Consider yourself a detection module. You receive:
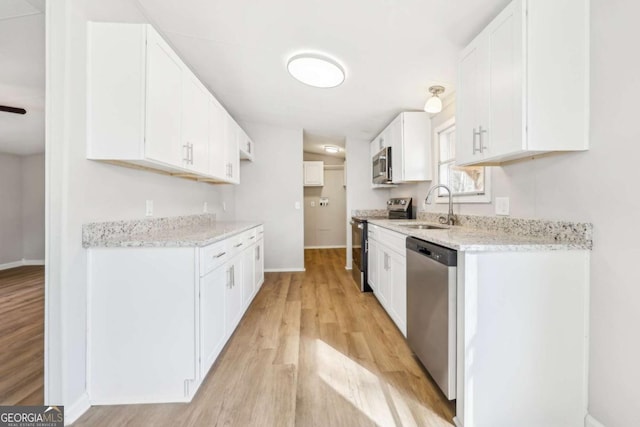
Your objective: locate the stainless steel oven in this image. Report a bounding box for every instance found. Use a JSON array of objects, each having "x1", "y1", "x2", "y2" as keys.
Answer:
[{"x1": 372, "y1": 146, "x2": 392, "y2": 184}]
